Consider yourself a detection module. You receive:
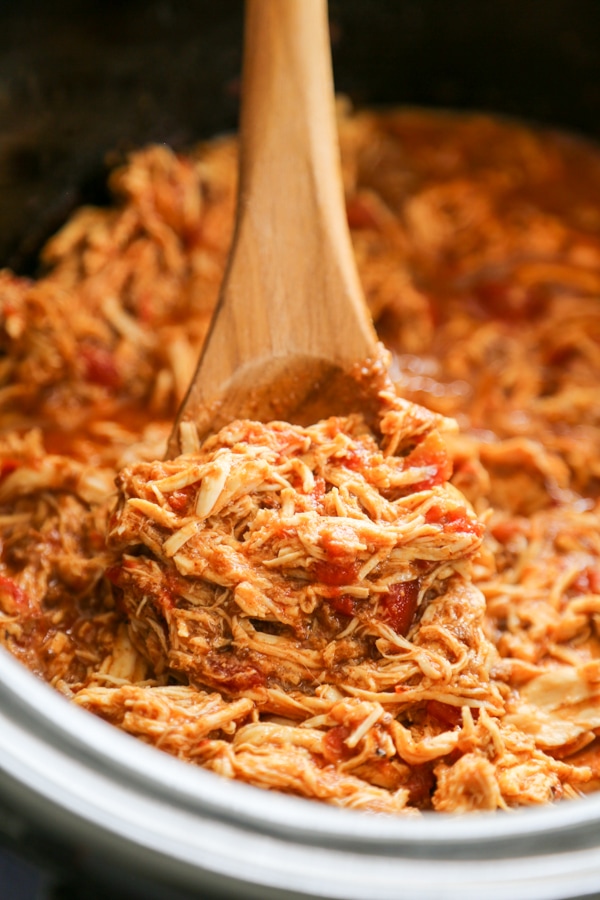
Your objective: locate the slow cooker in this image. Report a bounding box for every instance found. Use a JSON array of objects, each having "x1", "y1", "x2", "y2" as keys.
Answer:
[{"x1": 1, "y1": 1, "x2": 600, "y2": 897}]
